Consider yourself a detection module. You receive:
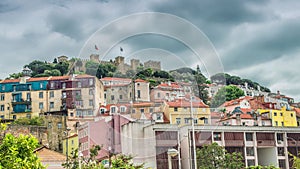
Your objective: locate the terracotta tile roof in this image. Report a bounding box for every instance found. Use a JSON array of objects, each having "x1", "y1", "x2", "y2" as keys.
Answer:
[
  {"x1": 100, "y1": 77, "x2": 132, "y2": 82},
  {"x1": 27, "y1": 77, "x2": 51, "y2": 82},
  {"x1": 49, "y1": 76, "x2": 70, "y2": 80},
  {"x1": 239, "y1": 108, "x2": 253, "y2": 114},
  {"x1": 166, "y1": 99, "x2": 208, "y2": 108},
  {"x1": 1, "y1": 79, "x2": 20, "y2": 83},
  {"x1": 75, "y1": 74, "x2": 94, "y2": 79},
  {"x1": 157, "y1": 82, "x2": 181, "y2": 89},
  {"x1": 224, "y1": 96, "x2": 253, "y2": 107},
  {"x1": 133, "y1": 102, "x2": 153, "y2": 107},
  {"x1": 135, "y1": 79, "x2": 147, "y2": 83},
  {"x1": 240, "y1": 114, "x2": 253, "y2": 119},
  {"x1": 294, "y1": 108, "x2": 300, "y2": 117},
  {"x1": 35, "y1": 146, "x2": 66, "y2": 162}
]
